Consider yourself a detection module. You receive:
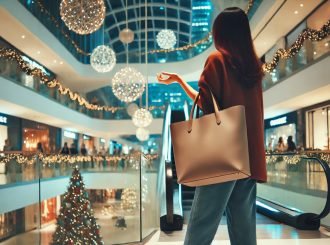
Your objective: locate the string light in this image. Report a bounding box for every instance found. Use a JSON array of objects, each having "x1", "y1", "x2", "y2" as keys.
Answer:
[
  {"x1": 60, "y1": 0, "x2": 106, "y2": 35},
  {"x1": 132, "y1": 108, "x2": 153, "y2": 128},
  {"x1": 0, "y1": 153, "x2": 159, "y2": 167},
  {"x1": 263, "y1": 20, "x2": 330, "y2": 73},
  {"x1": 34, "y1": 0, "x2": 255, "y2": 56},
  {"x1": 0, "y1": 48, "x2": 165, "y2": 113}
]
